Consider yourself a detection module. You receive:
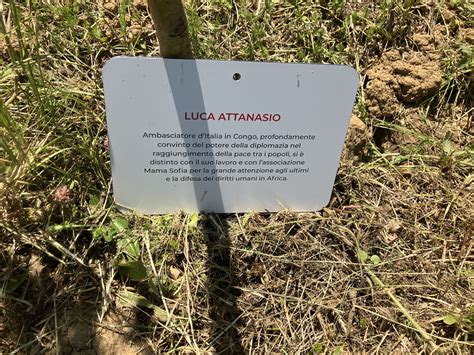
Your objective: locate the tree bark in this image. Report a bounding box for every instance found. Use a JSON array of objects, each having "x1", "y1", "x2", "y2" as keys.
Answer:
[{"x1": 147, "y1": 0, "x2": 193, "y2": 59}]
